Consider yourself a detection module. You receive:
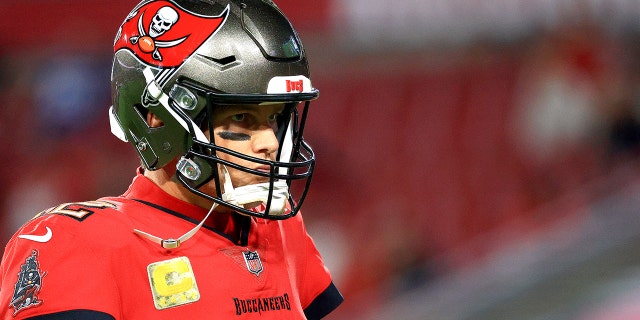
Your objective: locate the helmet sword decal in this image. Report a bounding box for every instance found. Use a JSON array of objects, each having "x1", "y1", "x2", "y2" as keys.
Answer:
[{"x1": 114, "y1": 0, "x2": 229, "y2": 68}]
